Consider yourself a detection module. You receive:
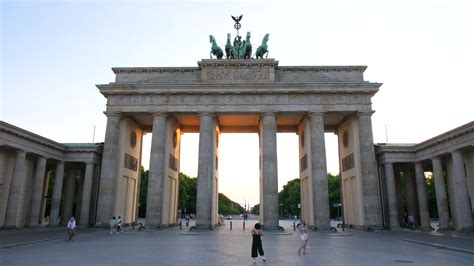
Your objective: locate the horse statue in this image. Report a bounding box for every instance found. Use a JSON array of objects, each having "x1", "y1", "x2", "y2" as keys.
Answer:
[
  {"x1": 244, "y1": 31, "x2": 252, "y2": 59},
  {"x1": 225, "y1": 33, "x2": 234, "y2": 59},
  {"x1": 255, "y1": 33, "x2": 269, "y2": 59},
  {"x1": 209, "y1": 35, "x2": 223, "y2": 59}
]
